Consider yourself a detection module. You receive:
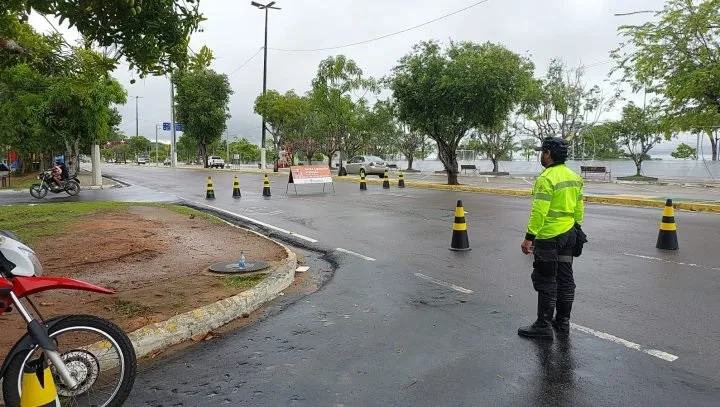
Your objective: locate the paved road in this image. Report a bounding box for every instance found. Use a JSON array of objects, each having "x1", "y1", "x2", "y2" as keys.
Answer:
[{"x1": 6, "y1": 165, "x2": 720, "y2": 406}]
